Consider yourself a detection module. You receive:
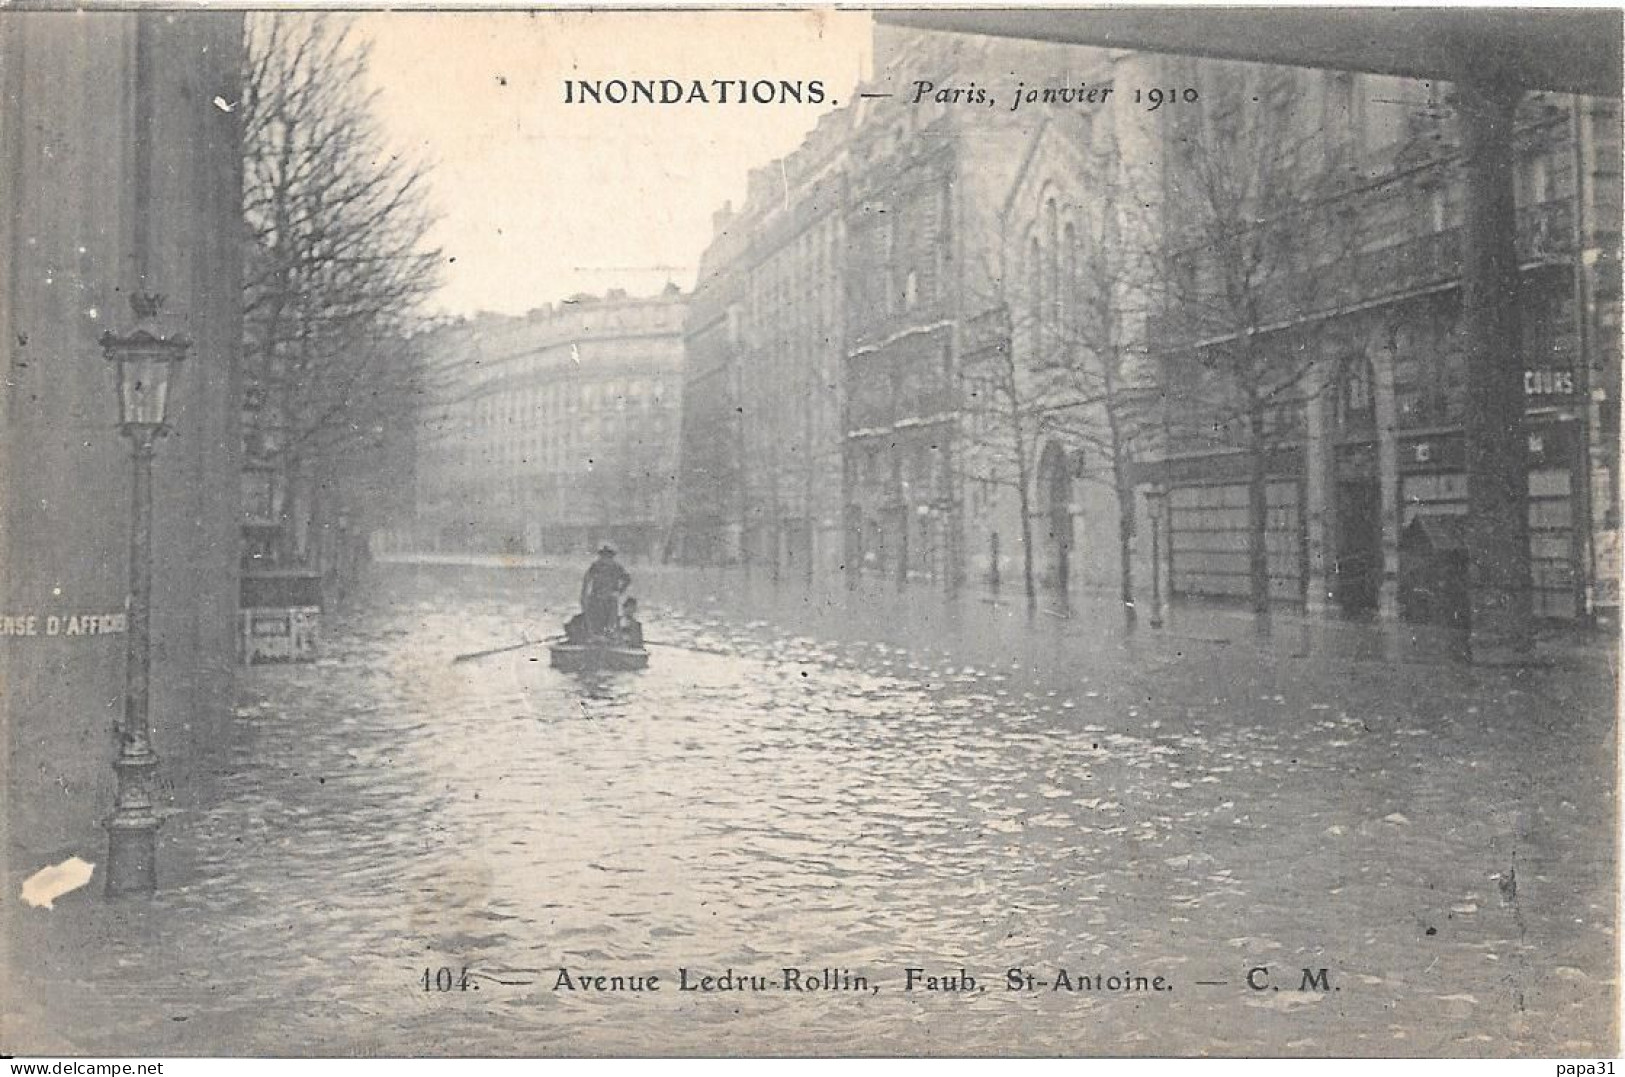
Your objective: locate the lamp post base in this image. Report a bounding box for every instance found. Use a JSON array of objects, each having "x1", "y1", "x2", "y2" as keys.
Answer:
[
  {"x1": 105, "y1": 816, "x2": 159, "y2": 896},
  {"x1": 106, "y1": 745, "x2": 162, "y2": 897}
]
